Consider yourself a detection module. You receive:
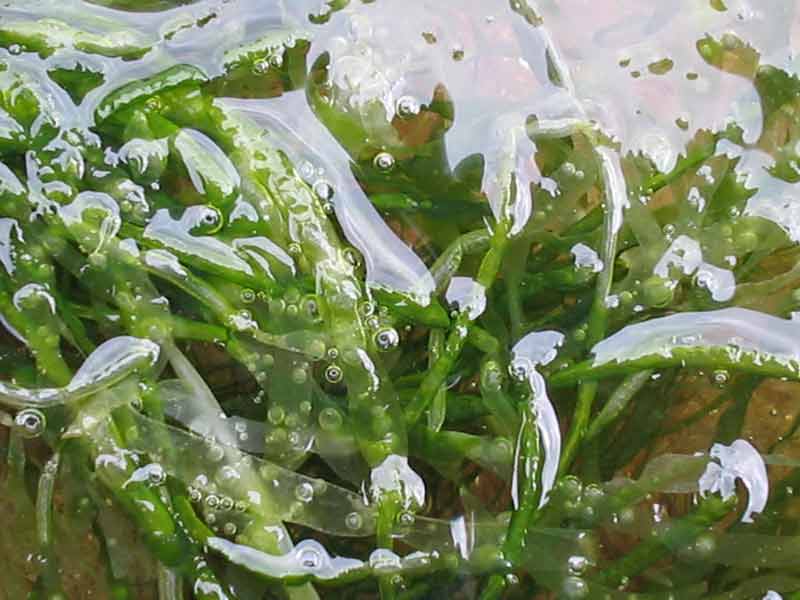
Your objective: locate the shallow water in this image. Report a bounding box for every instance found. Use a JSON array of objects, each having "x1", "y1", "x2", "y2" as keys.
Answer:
[{"x1": 1, "y1": 1, "x2": 800, "y2": 599}]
